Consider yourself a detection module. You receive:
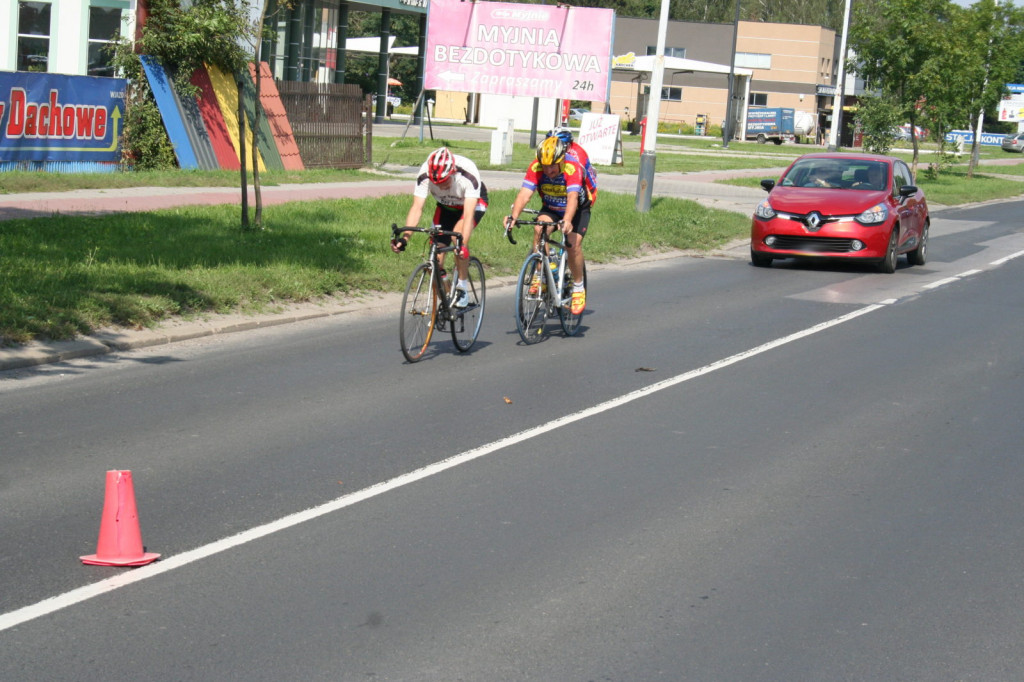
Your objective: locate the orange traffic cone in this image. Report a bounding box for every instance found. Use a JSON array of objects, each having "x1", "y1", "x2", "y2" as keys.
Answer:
[{"x1": 80, "y1": 470, "x2": 160, "y2": 567}]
